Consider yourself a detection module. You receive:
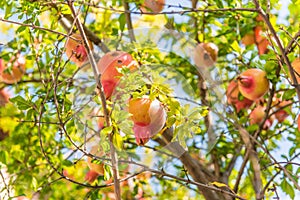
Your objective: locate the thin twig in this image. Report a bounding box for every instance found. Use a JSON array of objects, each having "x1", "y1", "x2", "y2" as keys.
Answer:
[
  {"x1": 0, "y1": 168, "x2": 10, "y2": 199},
  {"x1": 252, "y1": 0, "x2": 300, "y2": 101},
  {"x1": 62, "y1": 14, "x2": 110, "y2": 53},
  {"x1": 0, "y1": 17, "x2": 68, "y2": 38},
  {"x1": 59, "y1": 1, "x2": 258, "y2": 15},
  {"x1": 147, "y1": 168, "x2": 246, "y2": 200},
  {"x1": 192, "y1": 0, "x2": 200, "y2": 43},
  {"x1": 233, "y1": 148, "x2": 250, "y2": 193},
  {"x1": 67, "y1": 2, "x2": 121, "y2": 200},
  {"x1": 283, "y1": 29, "x2": 300, "y2": 54},
  {"x1": 250, "y1": 133, "x2": 300, "y2": 191}
]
